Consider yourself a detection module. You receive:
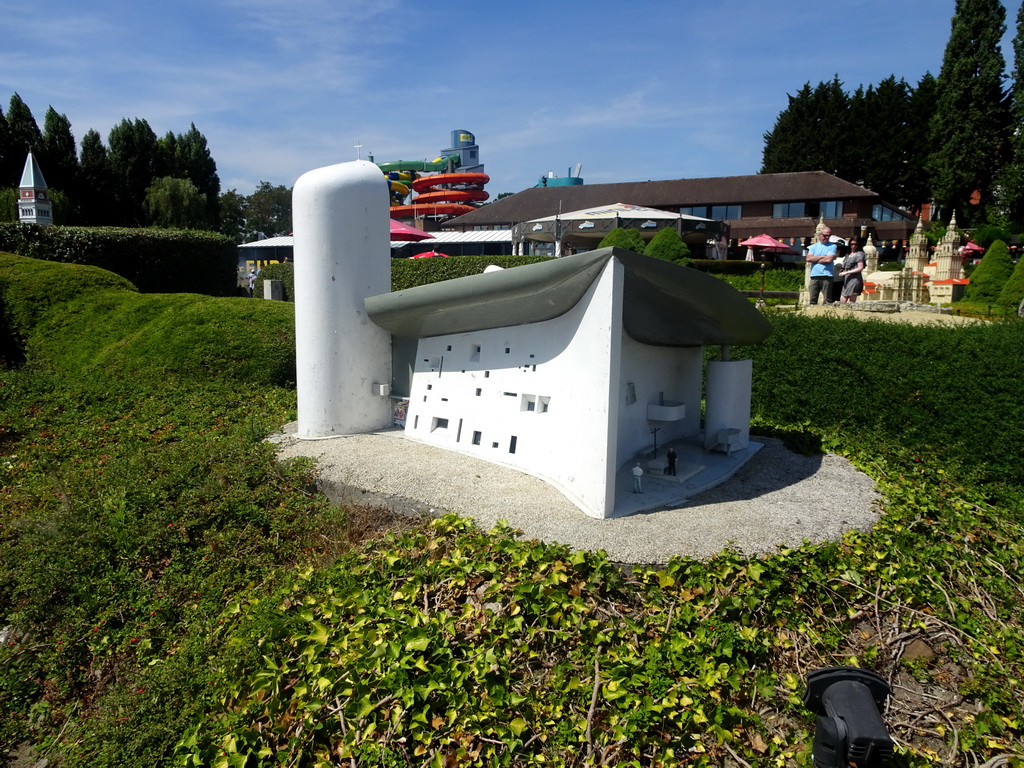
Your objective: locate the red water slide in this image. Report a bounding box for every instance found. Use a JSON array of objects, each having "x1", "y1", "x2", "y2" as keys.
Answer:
[{"x1": 390, "y1": 172, "x2": 490, "y2": 218}]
